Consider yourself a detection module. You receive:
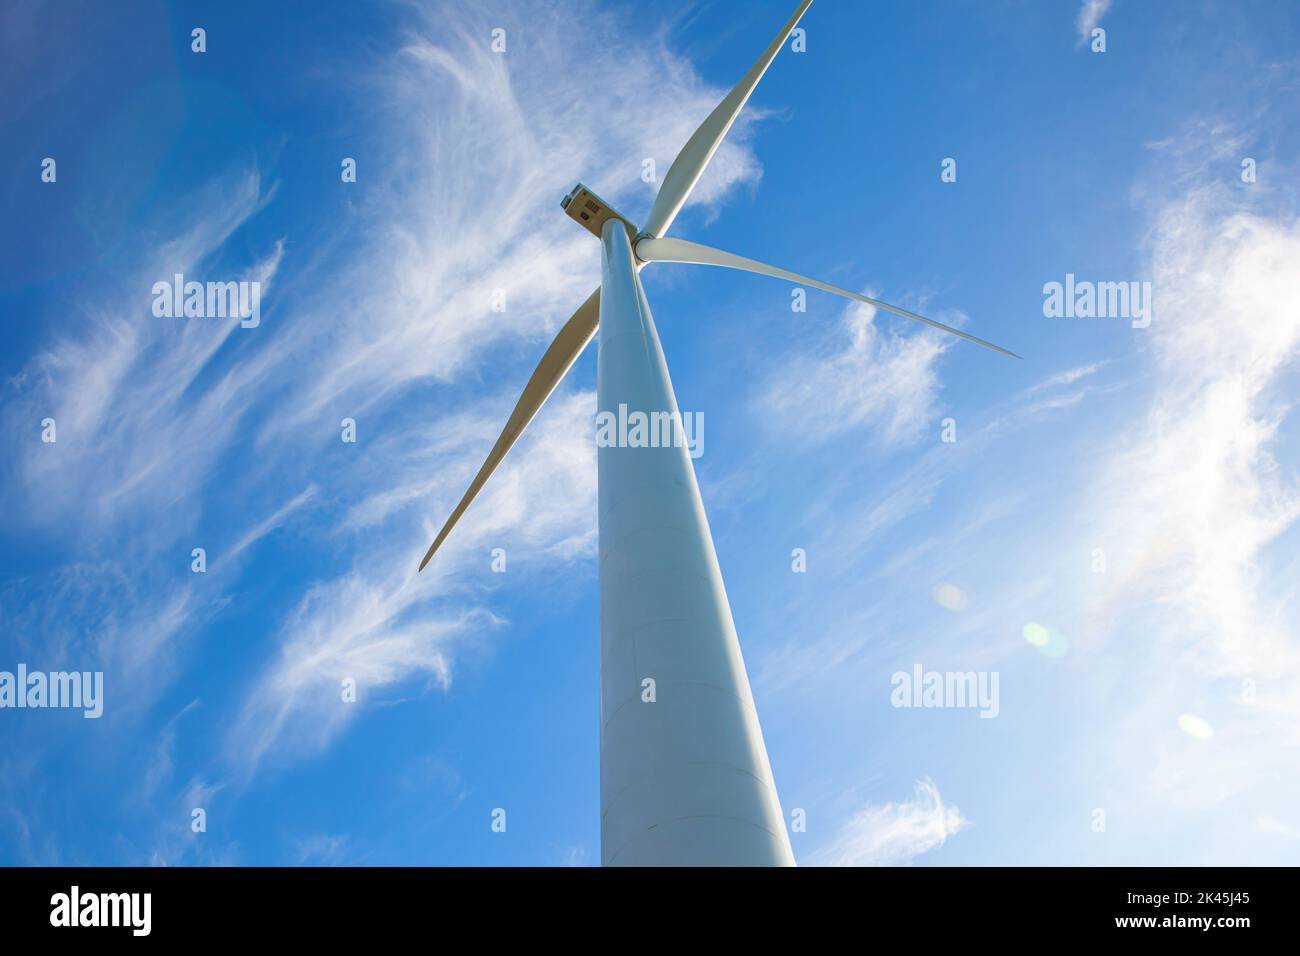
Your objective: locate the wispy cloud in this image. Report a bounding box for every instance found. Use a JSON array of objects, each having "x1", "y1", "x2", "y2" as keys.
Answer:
[
  {"x1": 228, "y1": 391, "x2": 598, "y2": 774},
  {"x1": 295, "y1": 834, "x2": 351, "y2": 866},
  {"x1": 227, "y1": 485, "x2": 317, "y2": 562},
  {"x1": 755, "y1": 300, "x2": 951, "y2": 447},
  {"x1": 1076, "y1": 0, "x2": 1113, "y2": 42},
  {"x1": 1023, "y1": 360, "x2": 1107, "y2": 396},
  {"x1": 7, "y1": 170, "x2": 281, "y2": 540},
  {"x1": 807, "y1": 779, "x2": 968, "y2": 866},
  {"x1": 1088, "y1": 133, "x2": 1300, "y2": 691}
]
